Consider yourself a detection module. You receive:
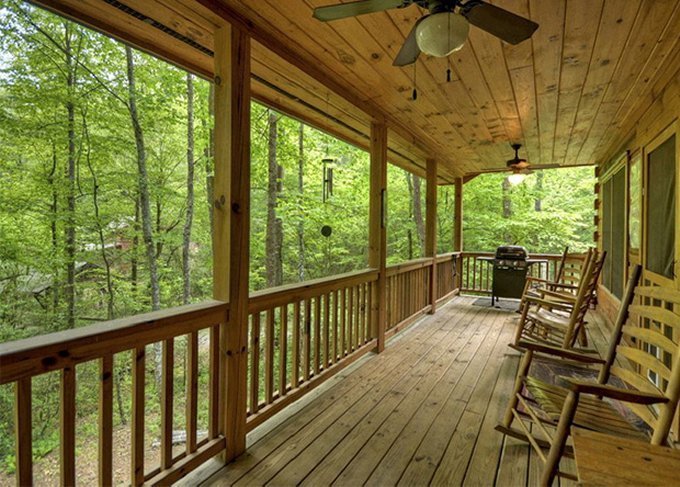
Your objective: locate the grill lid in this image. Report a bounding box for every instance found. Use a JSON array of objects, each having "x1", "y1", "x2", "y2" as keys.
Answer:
[{"x1": 495, "y1": 245, "x2": 528, "y2": 260}]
